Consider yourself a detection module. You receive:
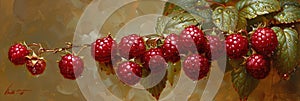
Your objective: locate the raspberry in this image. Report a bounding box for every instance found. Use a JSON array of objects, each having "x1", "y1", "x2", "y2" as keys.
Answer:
[
  {"x1": 205, "y1": 35, "x2": 225, "y2": 60},
  {"x1": 162, "y1": 34, "x2": 180, "y2": 63},
  {"x1": 251, "y1": 28, "x2": 278, "y2": 56},
  {"x1": 180, "y1": 25, "x2": 207, "y2": 54},
  {"x1": 118, "y1": 34, "x2": 146, "y2": 59},
  {"x1": 117, "y1": 61, "x2": 142, "y2": 85},
  {"x1": 8, "y1": 43, "x2": 30, "y2": 65},
  {"x1": 225, "y1": 34, "x2": 249, "y2": 59},
  {"x1": 58, "y1": 54, "x2": 84, "y2": 80},
  {"x1": 164, "y1": 33, "x2": 180, "y2": 46},
  {"x1": 143, "y1": 48, "x2": 167, "y2": 73},
  {"x1": 26, "y1": 58, "x2": 46, "y2": 76},
  {"x1": 183, "y1": 54, "x2": 210, "y2": 81},
  {"x1": 91, "y1": 35, "x2": 116, "y2": 63},
  {"x1": 246, "y1": 54, "x2": 270, "y2": 79}
]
